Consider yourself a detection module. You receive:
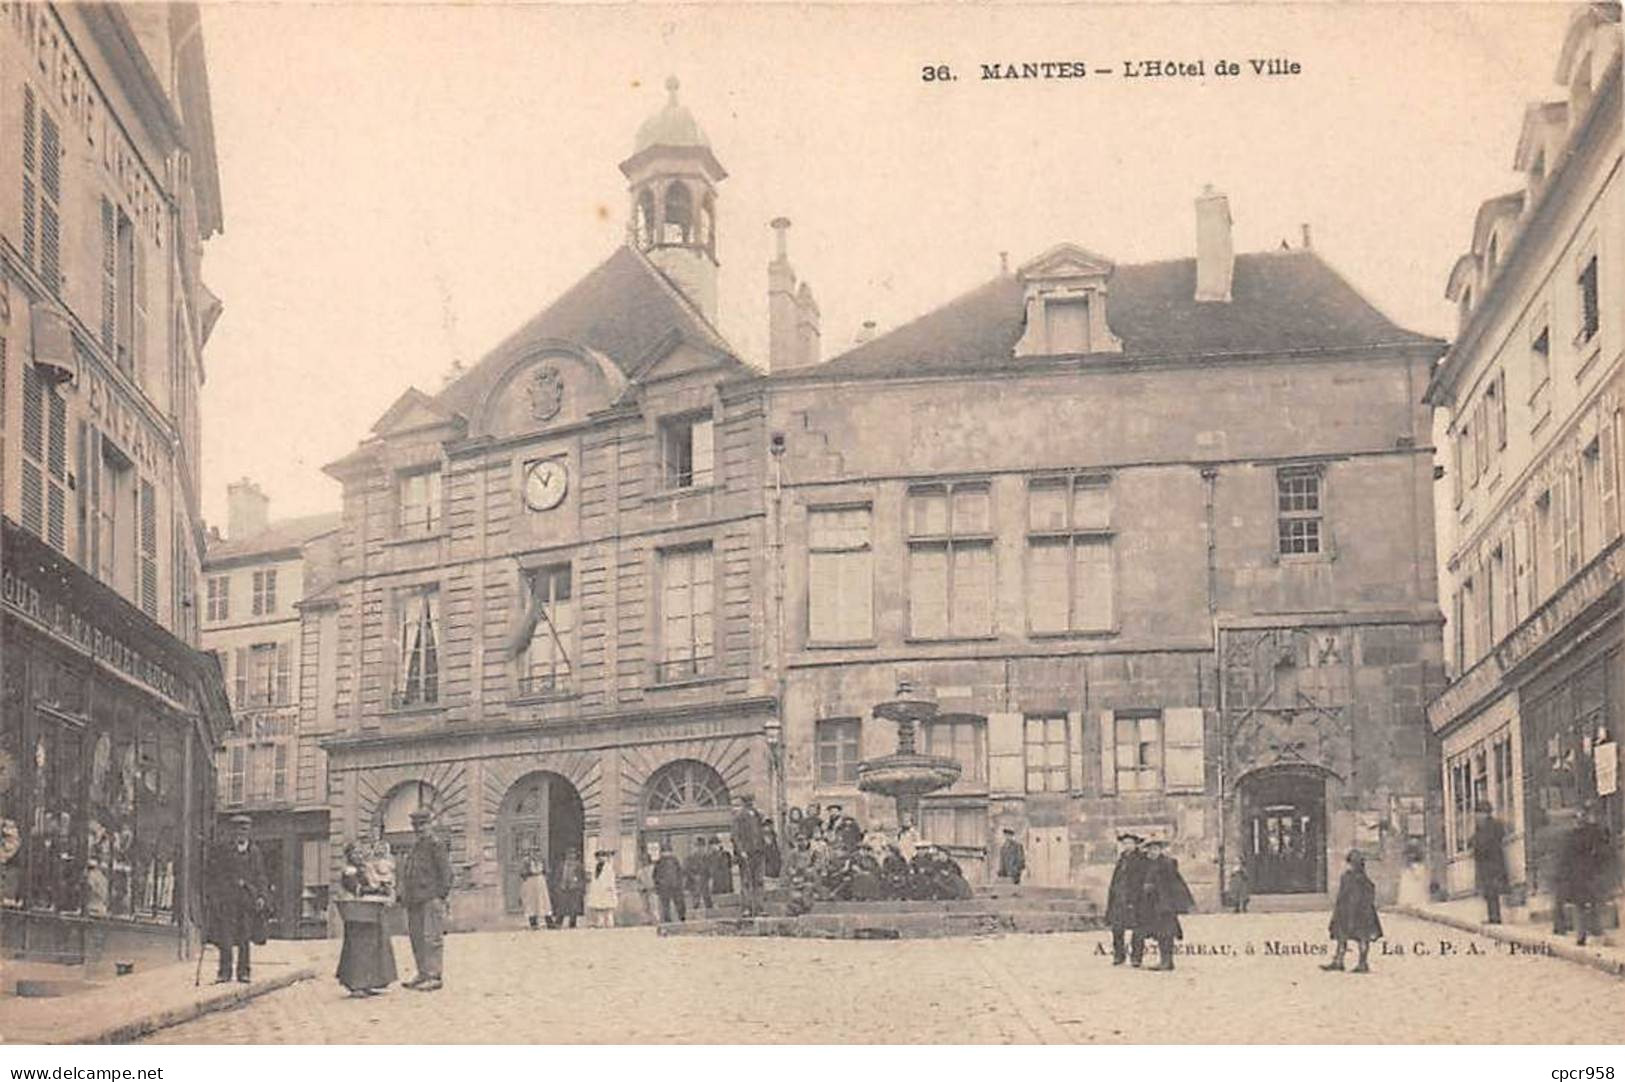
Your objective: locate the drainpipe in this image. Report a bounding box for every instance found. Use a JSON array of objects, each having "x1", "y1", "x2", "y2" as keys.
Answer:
[
  {"x1": 1202, "y1": 466, "x2": 1226, "y2": 900},
  {"x1": 769, "y1": 432, "x2": 788, "y2": 827}
]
